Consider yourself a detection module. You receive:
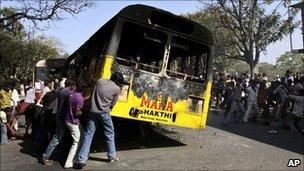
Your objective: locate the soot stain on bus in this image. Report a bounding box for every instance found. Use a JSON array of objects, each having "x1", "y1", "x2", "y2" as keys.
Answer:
[{"x1": 113, "y1": 64, "x2": 204, "y2": 111}]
